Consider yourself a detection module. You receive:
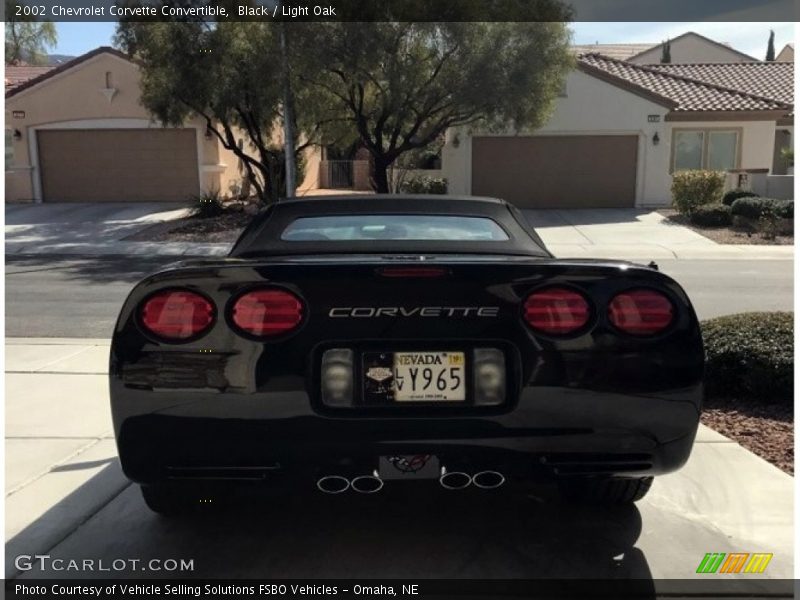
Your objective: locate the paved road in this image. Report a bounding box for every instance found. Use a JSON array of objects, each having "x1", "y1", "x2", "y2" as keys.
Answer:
[{"x1": 5, "y1": 255, "x2": 793, "y2": 338}]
